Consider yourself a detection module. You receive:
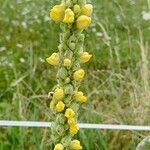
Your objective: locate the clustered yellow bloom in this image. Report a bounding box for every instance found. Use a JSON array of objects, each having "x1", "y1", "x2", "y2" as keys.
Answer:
[
  {"x1": 74, "y1": 91, "x2": 87, "y2": 103},
  {"x1": 70, "y1": 140, "x2": 82, "y2": 150},
  {"x1": 50, "y1": 4, "x2": 65, "y2": 22},
  {"x1": 54, "y1": 143, "x2": 64, "y2": 150},
  {"x1": 79, "y1": 52, "x2": 92, "y2": 63},
  {"x1": 73, "y1": 69, "x2": 85, "y2": 81},
  {"x1": 53, "y1": 88, "x2": 64, "y2": 100},
  {"x1": 65, "y1": 108, "x2": 75, "y2": 118},
  {"x1": 49, "y1": 2, "x2": 93, "y2": 29},
  {"x1": 70, "y1": 124, "x2": 79, "y2": 135},
  {"x1": 47, "y1": 0, "x2": 93, "y2": 149},
  {"x1": 56, "y1": 101, "x2": 65, "y2": 112},
  {"x1": 63, "y1": 58, "x2": 72, "y2": 67},
  {"x1": 46, "y1": 53, "x2": 60, "y2": 66}
]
